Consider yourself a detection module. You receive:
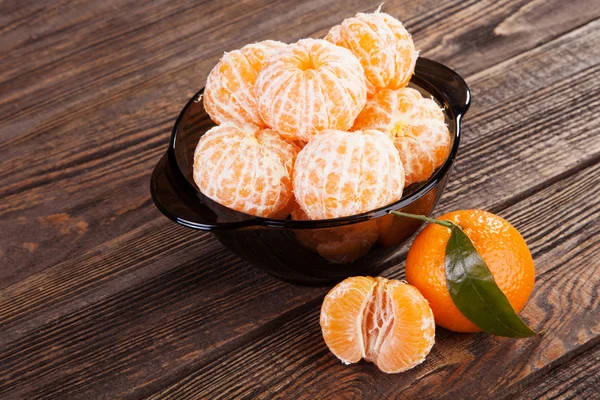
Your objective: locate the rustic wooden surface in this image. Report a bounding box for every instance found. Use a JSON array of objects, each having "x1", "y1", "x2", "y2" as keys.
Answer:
[{"x1": 1, "y1": 0, "x2": 599, "y2": 398}]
